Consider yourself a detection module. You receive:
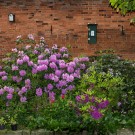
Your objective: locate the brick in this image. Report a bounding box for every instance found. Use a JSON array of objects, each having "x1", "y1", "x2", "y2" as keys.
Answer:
[{"x1": 0, "y1": 0, "x2": 135, "y2": 60}]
